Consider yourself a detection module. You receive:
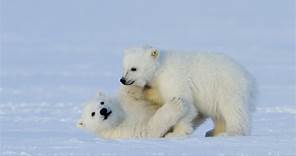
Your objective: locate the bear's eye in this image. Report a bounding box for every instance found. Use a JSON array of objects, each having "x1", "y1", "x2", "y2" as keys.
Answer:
[
  {"x1": 100, "y1": 101, "x2": 104, "y2": 105},
  {"x1": 91, "y1": 112, "x2": 95, "y2": 117},
  {"x1": 131, "y1": 67, "x2": 137, "y2": 72}
]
